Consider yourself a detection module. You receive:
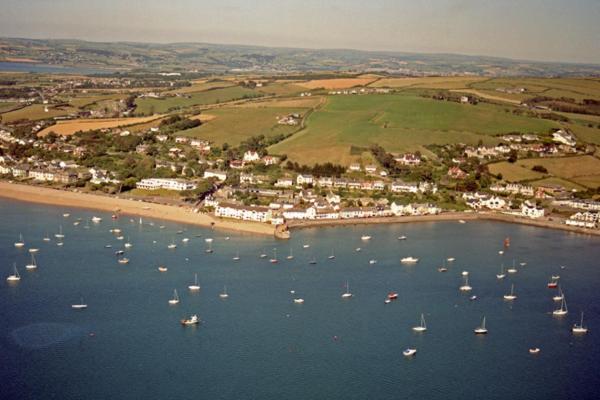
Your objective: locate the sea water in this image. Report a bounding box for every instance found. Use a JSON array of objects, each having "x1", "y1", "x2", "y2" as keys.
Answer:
[{"x1": 1, "y1": 198, "x2": 599, "y2": 399}]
